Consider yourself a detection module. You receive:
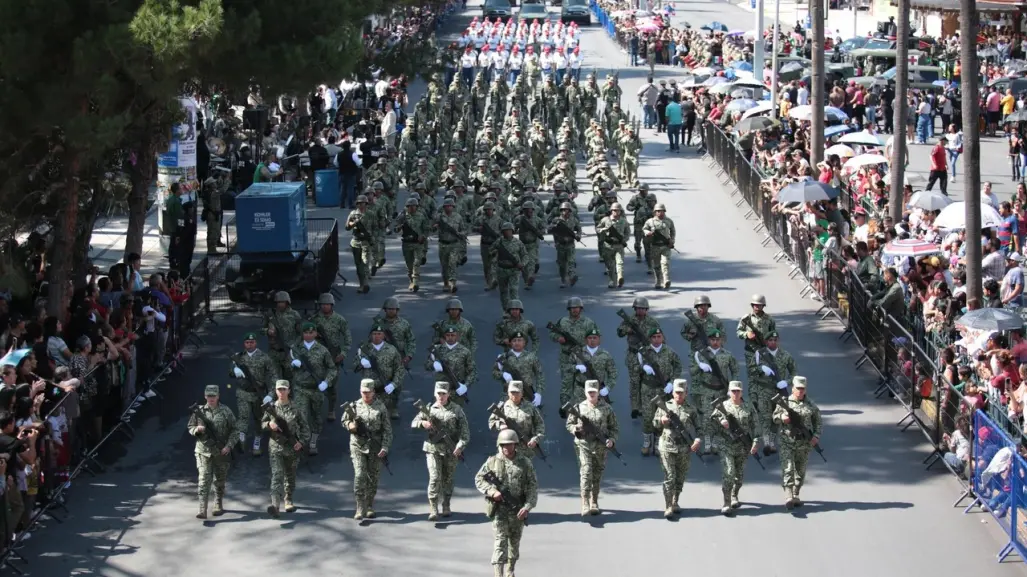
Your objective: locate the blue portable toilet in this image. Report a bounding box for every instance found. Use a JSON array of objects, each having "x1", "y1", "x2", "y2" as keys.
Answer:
[
  {"x1": 314, "y1": 169, "x2": 340, "y2": 207},
  {"x1": 234, "y1": 182, "x2": 308, "y2": 255}
]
